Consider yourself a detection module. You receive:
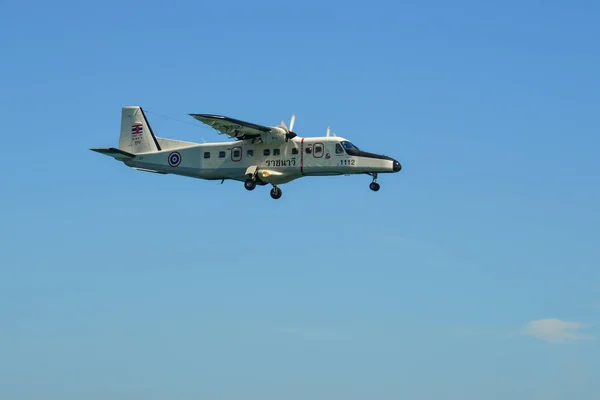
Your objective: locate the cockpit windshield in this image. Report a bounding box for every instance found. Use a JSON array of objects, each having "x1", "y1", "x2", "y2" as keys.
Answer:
[{"x1": 341, "y1": 141, "x2": 360, "y2": 151}]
